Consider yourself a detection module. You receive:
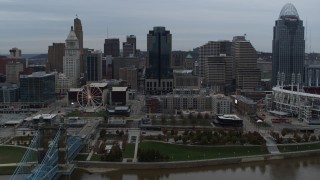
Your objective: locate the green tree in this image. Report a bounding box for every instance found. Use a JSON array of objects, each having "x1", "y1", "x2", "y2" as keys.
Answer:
[
  {"x1": 100, "y1": 129, "x2": 106, "y2": 138},
  {"x1": 102, "y1": 144, "x2": 123, "y2": 162}
]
